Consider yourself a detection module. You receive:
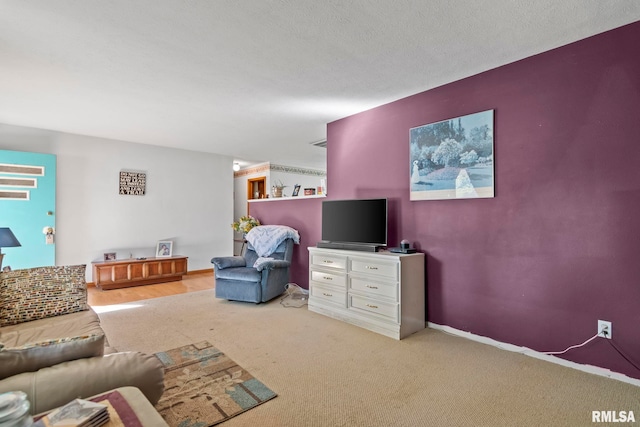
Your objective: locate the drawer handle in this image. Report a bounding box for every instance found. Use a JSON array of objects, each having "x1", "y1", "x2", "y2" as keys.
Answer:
[
  {"x1": 323, "y1": 260, "x2": 334, "y2": 264},
  {"x1": 366, "y1": 304, "x2": 379, "y2": 309},
  {"x1": 323, "y1": 292, "x2": 333, "y2": 297},
  {"x1": 366, "y1": 285, "x2": 378, "y2": 289},
  {"x1": 323, "y1": 276, "x2": 333, "y2": 280},
  {"x1": 365, "y1": 266, "x2": 378, "y2": 270}
]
